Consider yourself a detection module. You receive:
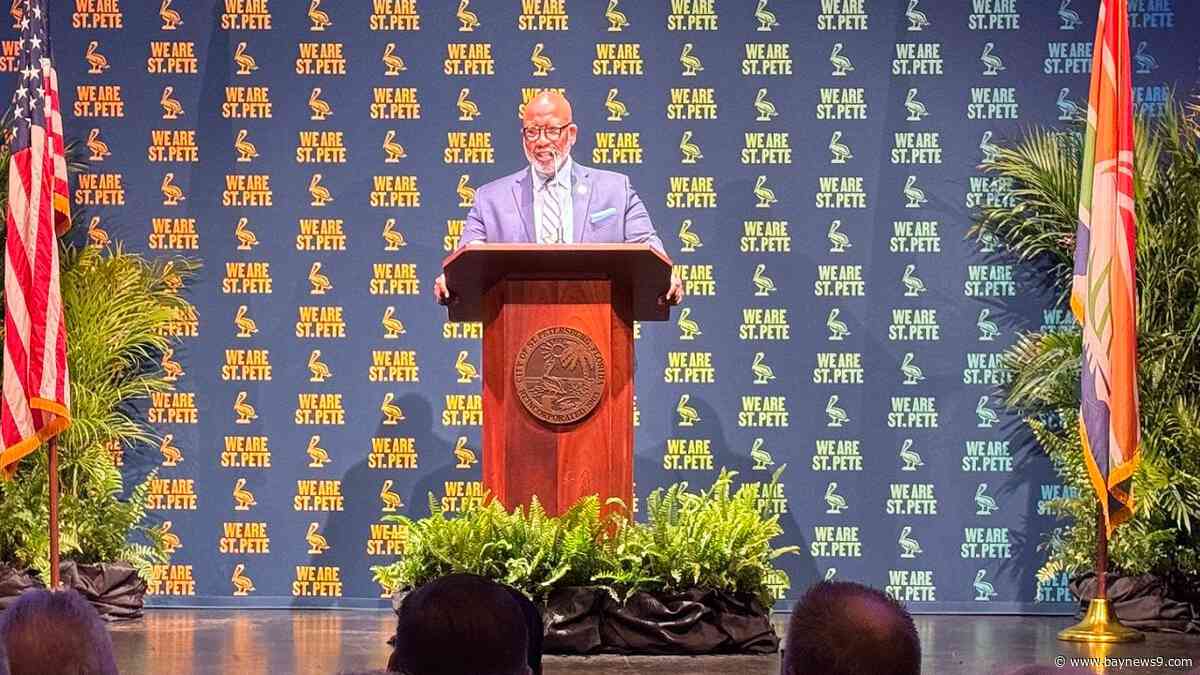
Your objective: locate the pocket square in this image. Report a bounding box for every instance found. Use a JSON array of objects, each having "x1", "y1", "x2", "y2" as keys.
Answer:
[{"x1": 589, "y1": 208, "x2": 616, "y2": 223}]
